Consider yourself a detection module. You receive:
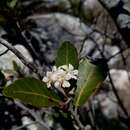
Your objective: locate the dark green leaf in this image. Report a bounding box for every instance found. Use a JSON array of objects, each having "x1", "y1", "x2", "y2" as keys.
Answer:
[
  {"x1": 73, "y1": 58, "x2": 107, "y2": 106},
  {"x1": 3, "y1": 77, "x2": 63, "y2": 107},
  {"x1": 55, "y1": 41, "x2": 78, "y2": 68}
]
